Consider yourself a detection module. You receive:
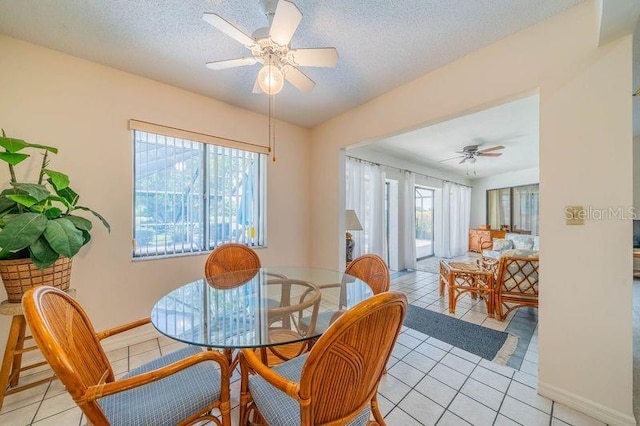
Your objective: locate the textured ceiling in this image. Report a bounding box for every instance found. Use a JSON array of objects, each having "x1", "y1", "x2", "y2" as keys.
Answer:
[
  {"x1": 0, "y1": 0, "x2": 581, "y2": 128},
  {"x1": 349, "y1": 95, "x2": 539, "y2": 180}
]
